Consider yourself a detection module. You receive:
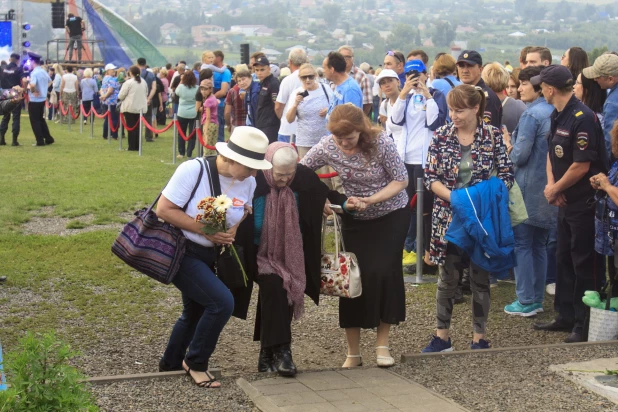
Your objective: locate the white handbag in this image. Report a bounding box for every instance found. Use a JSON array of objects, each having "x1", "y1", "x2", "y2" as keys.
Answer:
[{"x1": 320, "y1": 215, "x2": 362, "y2": 298}]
